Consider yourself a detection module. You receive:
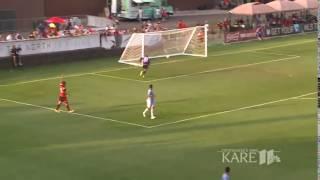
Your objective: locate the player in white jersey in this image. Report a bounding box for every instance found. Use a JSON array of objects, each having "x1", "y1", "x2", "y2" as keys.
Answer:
[
  {"x1": 143, "y1": 84, "x2": 156, "y2": 119},
  {"x1": 221, "y1": 167, "x2": 231, "y2": 180},
  {"x1": 139, "y1": 55, "x2": 150, "y2": 78}
]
